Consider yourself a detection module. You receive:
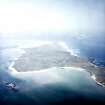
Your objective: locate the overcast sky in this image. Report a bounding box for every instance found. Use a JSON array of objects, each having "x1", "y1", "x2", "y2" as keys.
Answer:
[{"x1": 0, "y1": 0, "x2": 105, "y2": 35}]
